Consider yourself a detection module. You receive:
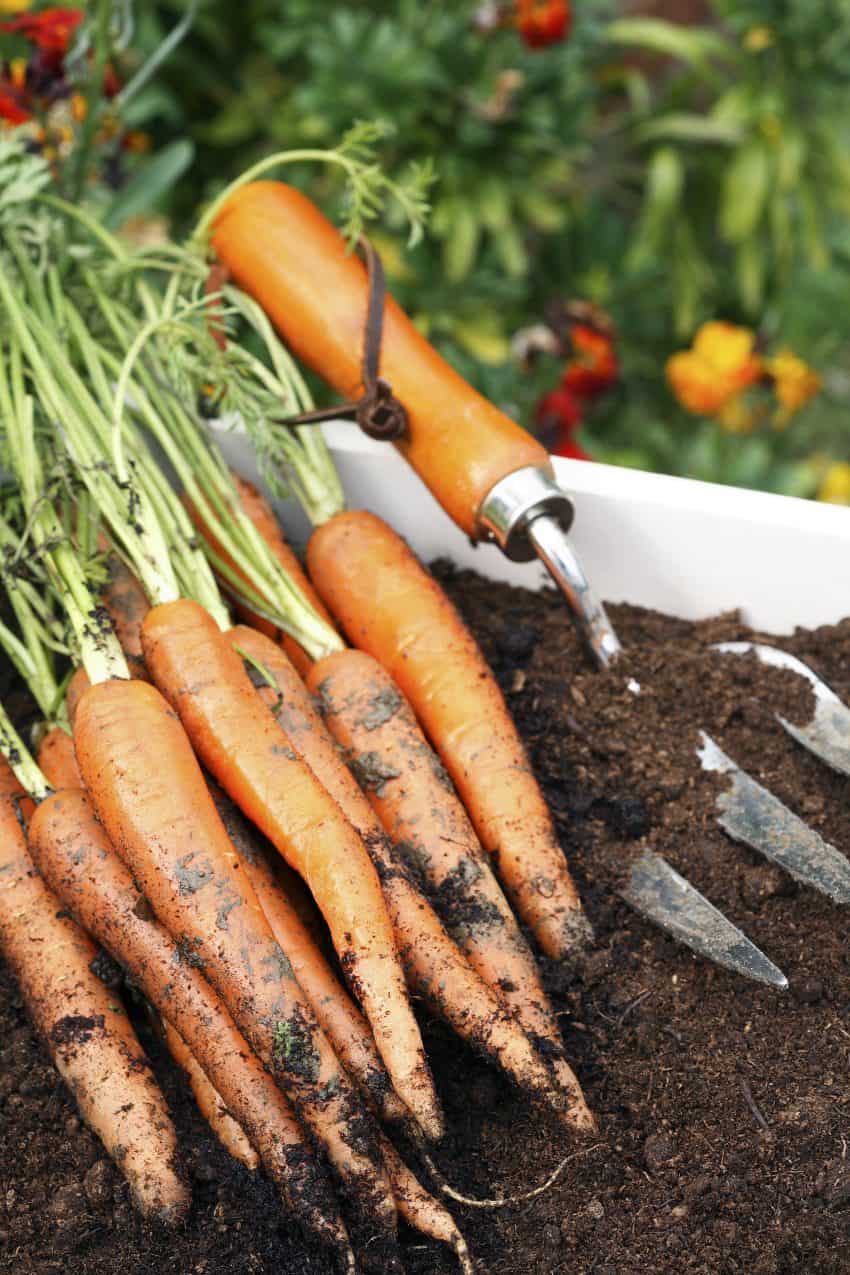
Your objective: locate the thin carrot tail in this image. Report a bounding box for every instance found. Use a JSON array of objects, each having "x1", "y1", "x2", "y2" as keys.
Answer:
[{"x1": 380, "y1": 1136, "x2": 474, "y2": 1275}]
